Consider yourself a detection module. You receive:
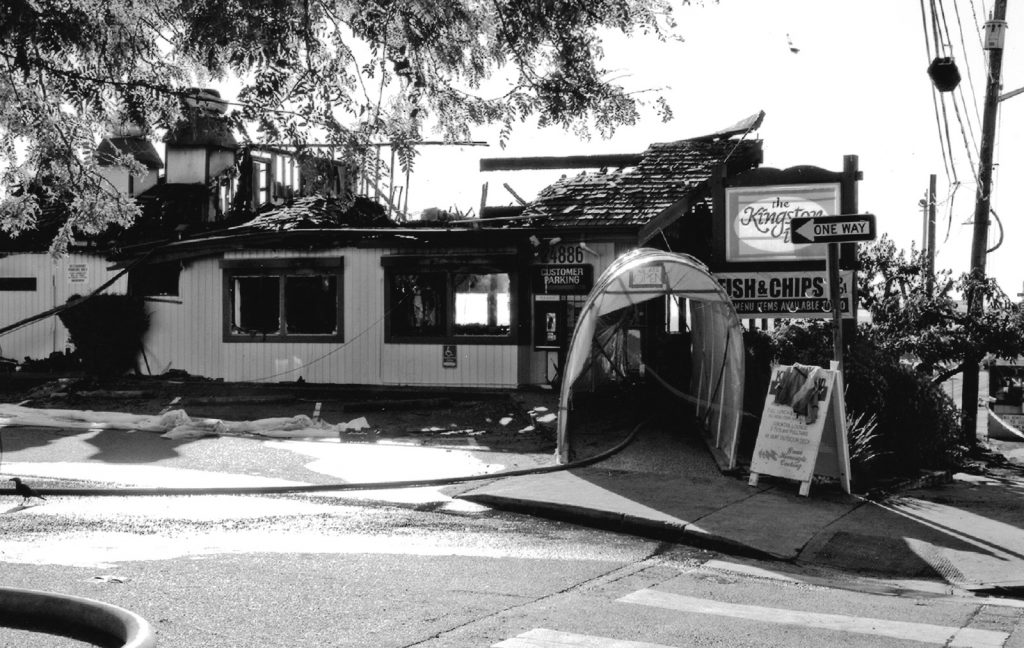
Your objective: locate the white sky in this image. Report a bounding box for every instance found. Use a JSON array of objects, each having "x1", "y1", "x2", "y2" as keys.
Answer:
[{"x1": 395, "y1": 0, "x2": 1024, "y2": 297}]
